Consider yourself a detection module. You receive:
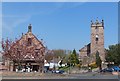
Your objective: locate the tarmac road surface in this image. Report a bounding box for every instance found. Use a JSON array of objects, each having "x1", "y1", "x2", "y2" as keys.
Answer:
[{"x1": 1, "y1": 72, "x2": 120, "y2": 80}]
